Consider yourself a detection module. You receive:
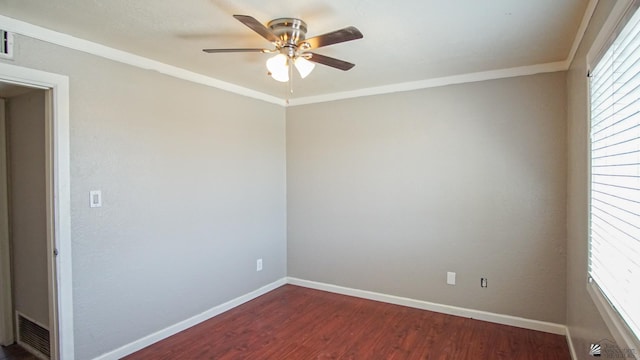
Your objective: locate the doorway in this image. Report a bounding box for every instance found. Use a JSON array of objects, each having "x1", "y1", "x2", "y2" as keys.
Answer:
[
  {"x1": 0, "y1": 63, "x2": 73, "y2": 360},
  {"x1": 1, "y1": 85, "x2": 51, "y2": 358}
]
